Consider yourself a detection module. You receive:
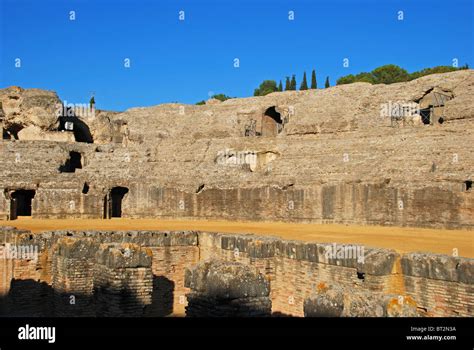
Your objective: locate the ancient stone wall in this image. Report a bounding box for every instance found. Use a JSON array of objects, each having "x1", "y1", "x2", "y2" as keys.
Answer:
[
  {"x1": 1, "y1": 70, "x2": 473, "y2": 228},
  {"x1": 184, "y1": 260, "x2": 272, "y2": 317},
  {"x1": 0, "y1": 227, "x2": 199, "y2": 316},
  {"x1": 1, "y1": 227, "x2": 471, "y2": 317},
  {"x1": 0, "y1": 176, "x2": 472, "y2": 228}
]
